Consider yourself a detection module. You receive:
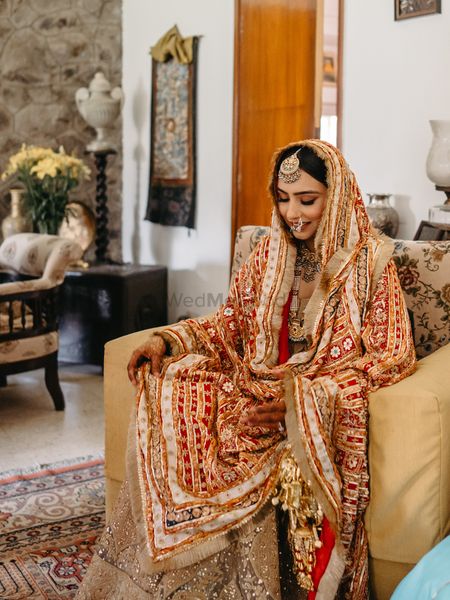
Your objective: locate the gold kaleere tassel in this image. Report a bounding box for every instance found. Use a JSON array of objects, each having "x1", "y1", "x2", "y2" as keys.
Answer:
[{"x1": 272, "y1": 453, "x2": 324, "y2": 591}]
